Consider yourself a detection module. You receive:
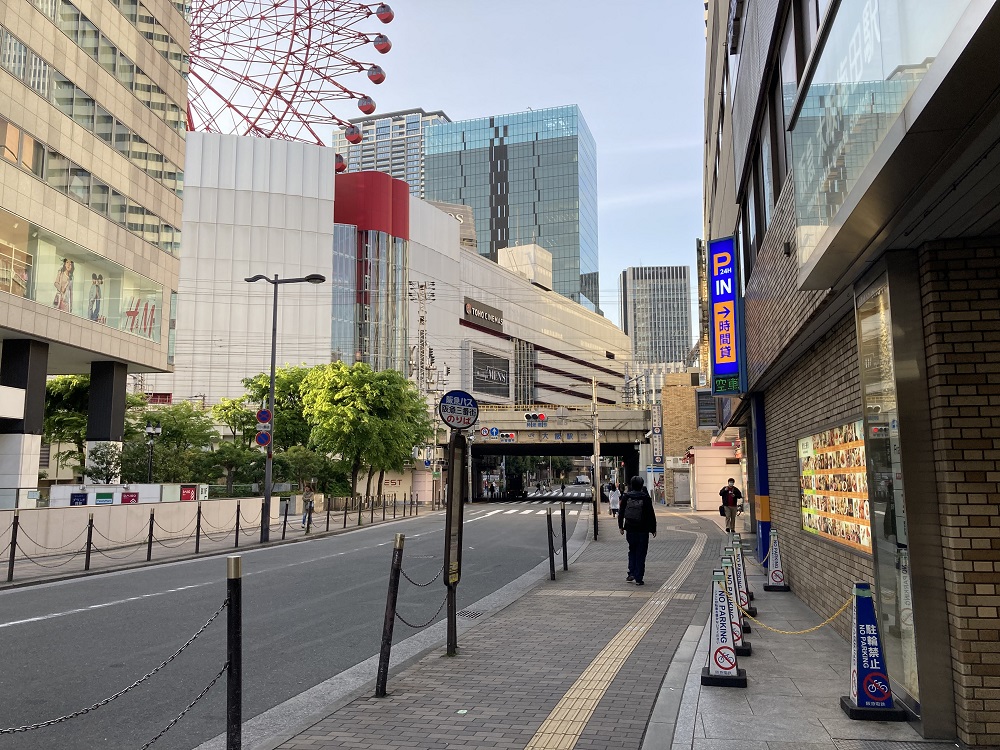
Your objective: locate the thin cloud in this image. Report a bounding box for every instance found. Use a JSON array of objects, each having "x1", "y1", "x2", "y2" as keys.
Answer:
[{"x1": 600, "y1": 182, "x2": 702, "y2": 210}]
